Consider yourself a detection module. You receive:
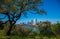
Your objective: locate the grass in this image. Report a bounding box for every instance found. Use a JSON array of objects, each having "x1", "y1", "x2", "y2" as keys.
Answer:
[{"x1": 0, "y1": 30, "x2": 60, "y2": 39}]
